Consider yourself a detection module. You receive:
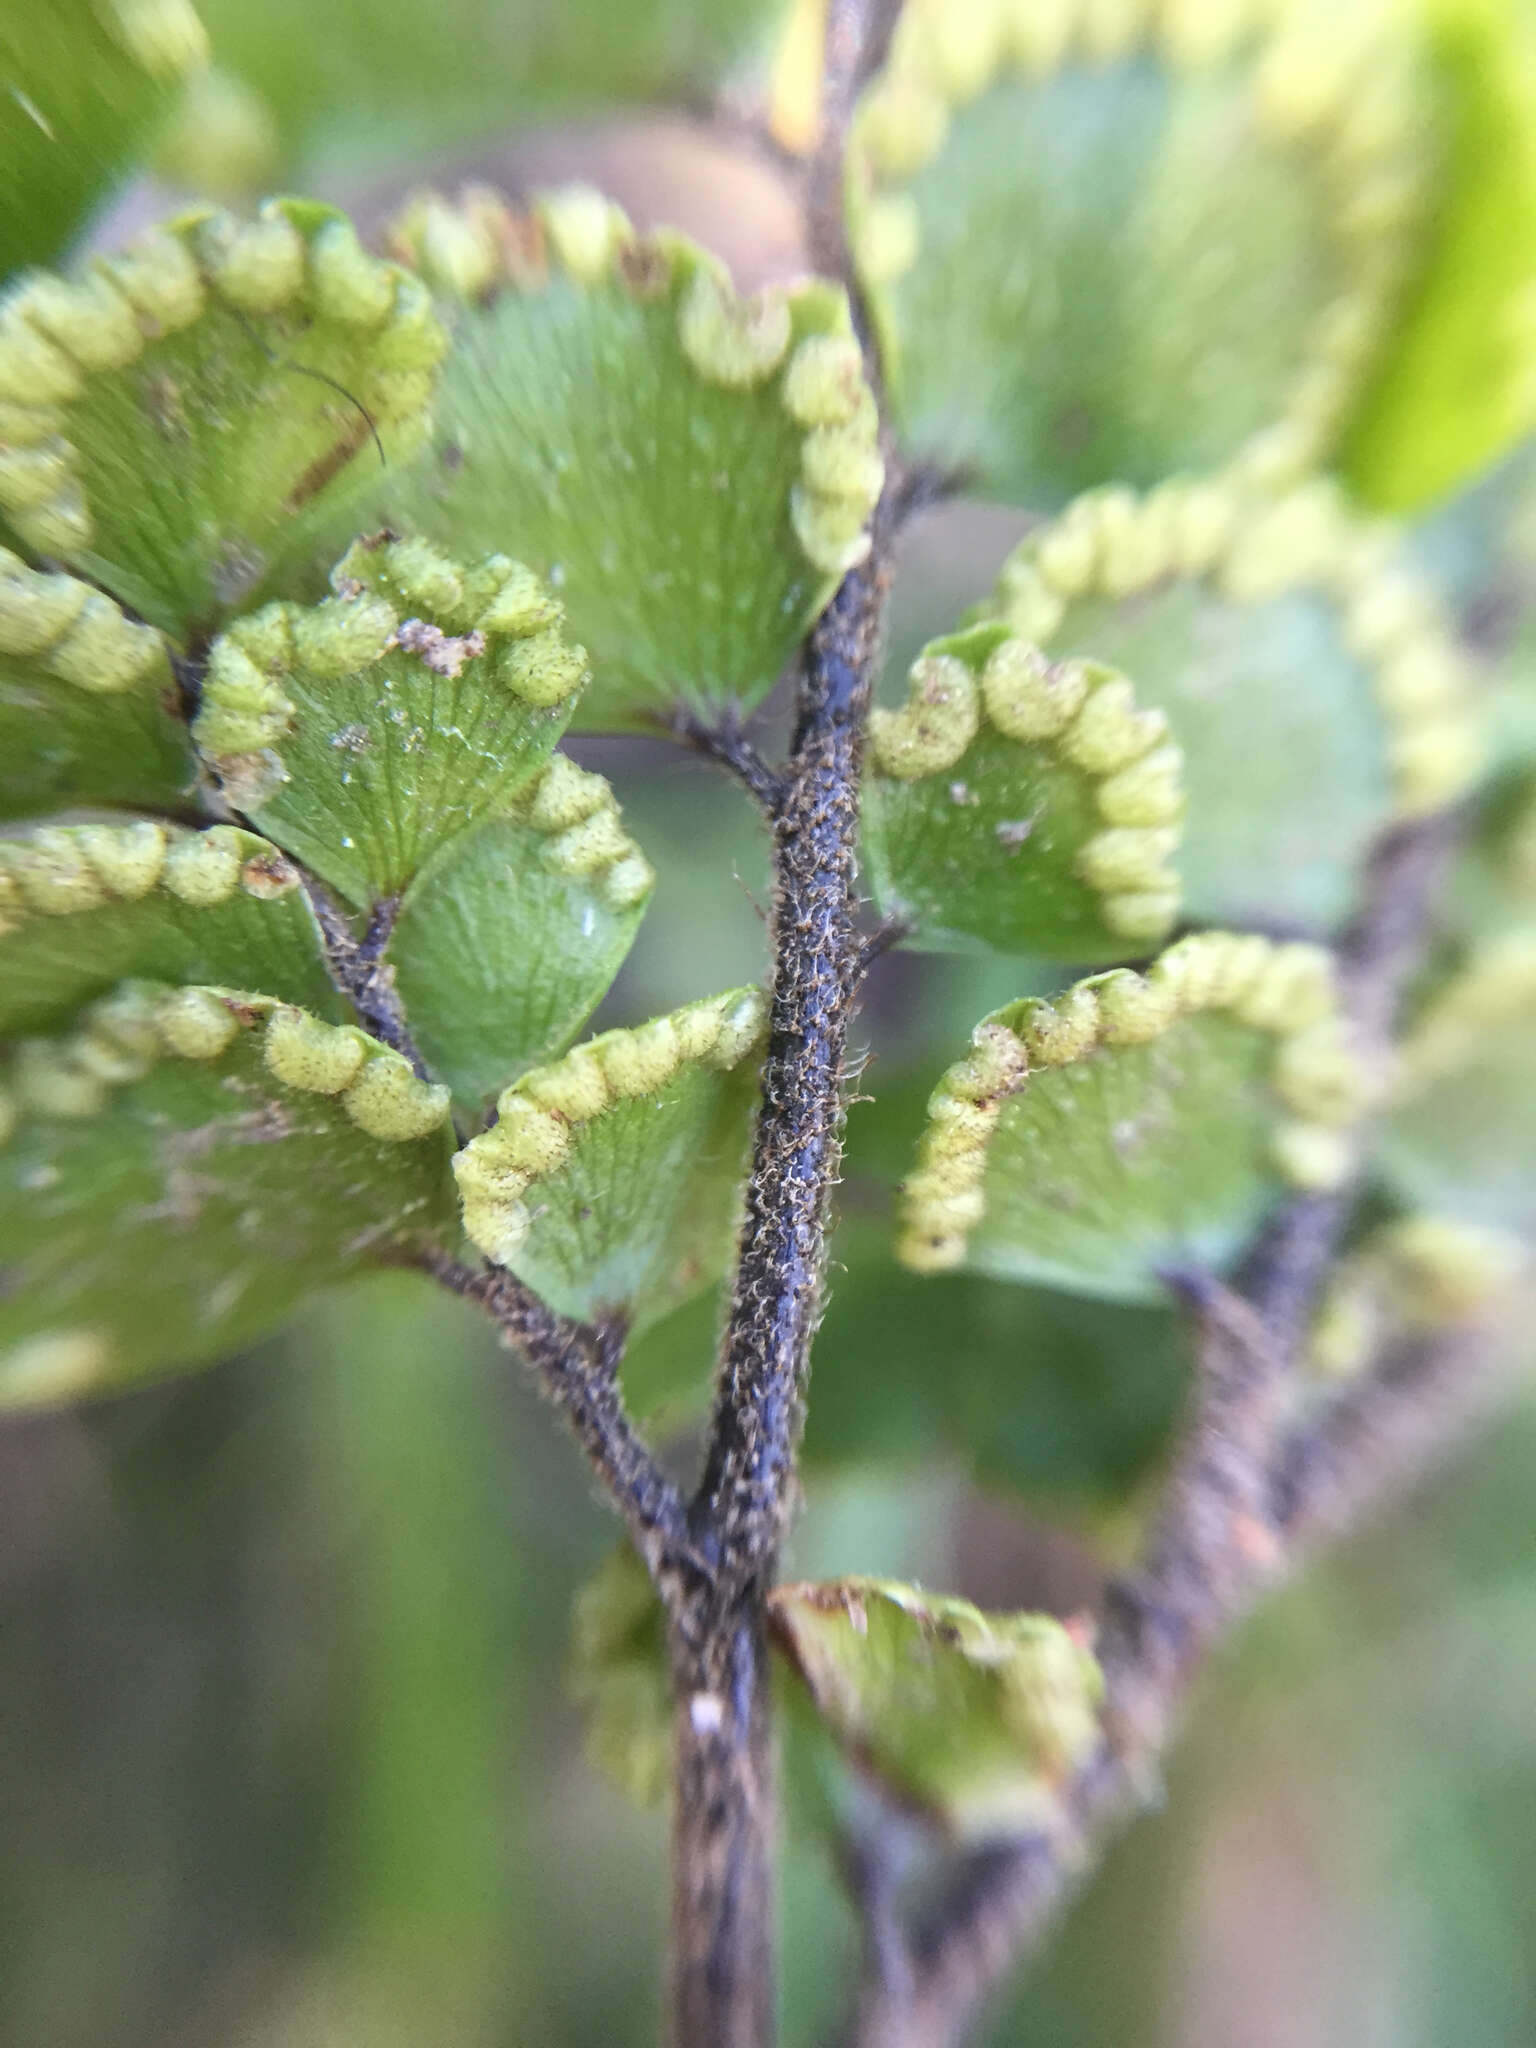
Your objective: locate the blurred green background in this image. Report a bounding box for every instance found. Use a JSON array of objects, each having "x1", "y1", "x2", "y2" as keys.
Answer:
[{"x1": 4, "y1": 1259, "x2": 1536, "y2": 2048}]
